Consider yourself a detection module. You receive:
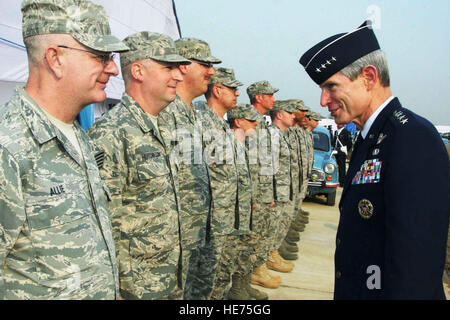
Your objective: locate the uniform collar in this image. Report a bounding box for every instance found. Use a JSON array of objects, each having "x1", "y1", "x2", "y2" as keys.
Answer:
[
  {"x1": 254, "y1": 111, "x2": 269, "y2": 128},
  {"x1": 17, "y1": 87, "x2": 67, "y2": 145},
  {"x1": 271, "y1": 122, "x2": 283, "y2": 132},
  {"x1": 173, "y1": 94, "x2": 196, "y2": 124},
  {"x1": 205, "y1": 103, "x2": 230, "y2": 131},
  {"x1": 361, "y1": 96, "x2": 395, "y2": 139},
  {"x1": 16, "y1": 87, "x2": 87, "y2": 167},
  {"x1": 121, "y1": 93, "x2": 159, "y2": 135}
]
